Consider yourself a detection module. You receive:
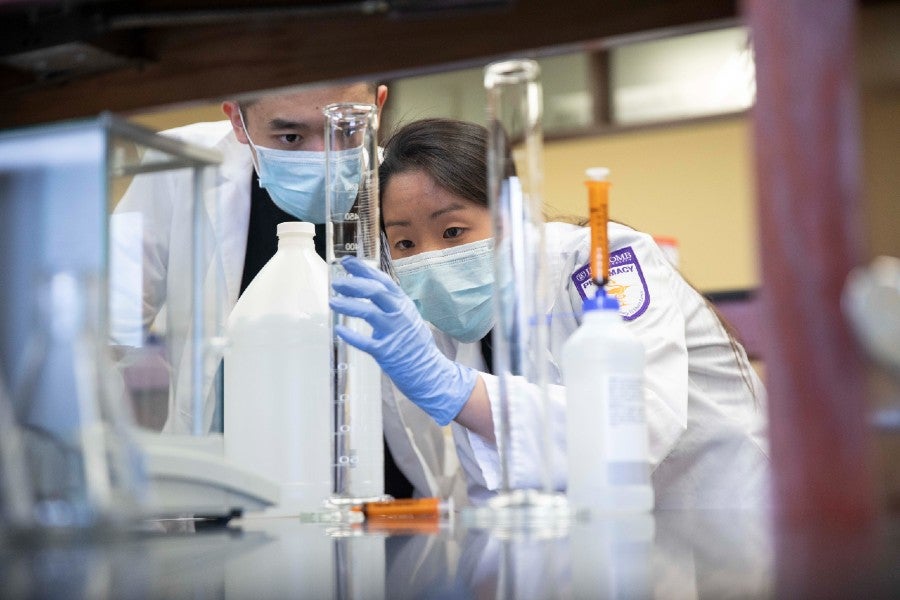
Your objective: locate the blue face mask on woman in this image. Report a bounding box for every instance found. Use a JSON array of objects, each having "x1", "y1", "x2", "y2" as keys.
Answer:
[
  {"x1": 392, "y1": 238, "x2": 494, "y2": 343},
  {"x1": 240, "y1": 110, "x2": 360, "y2": 223}
]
